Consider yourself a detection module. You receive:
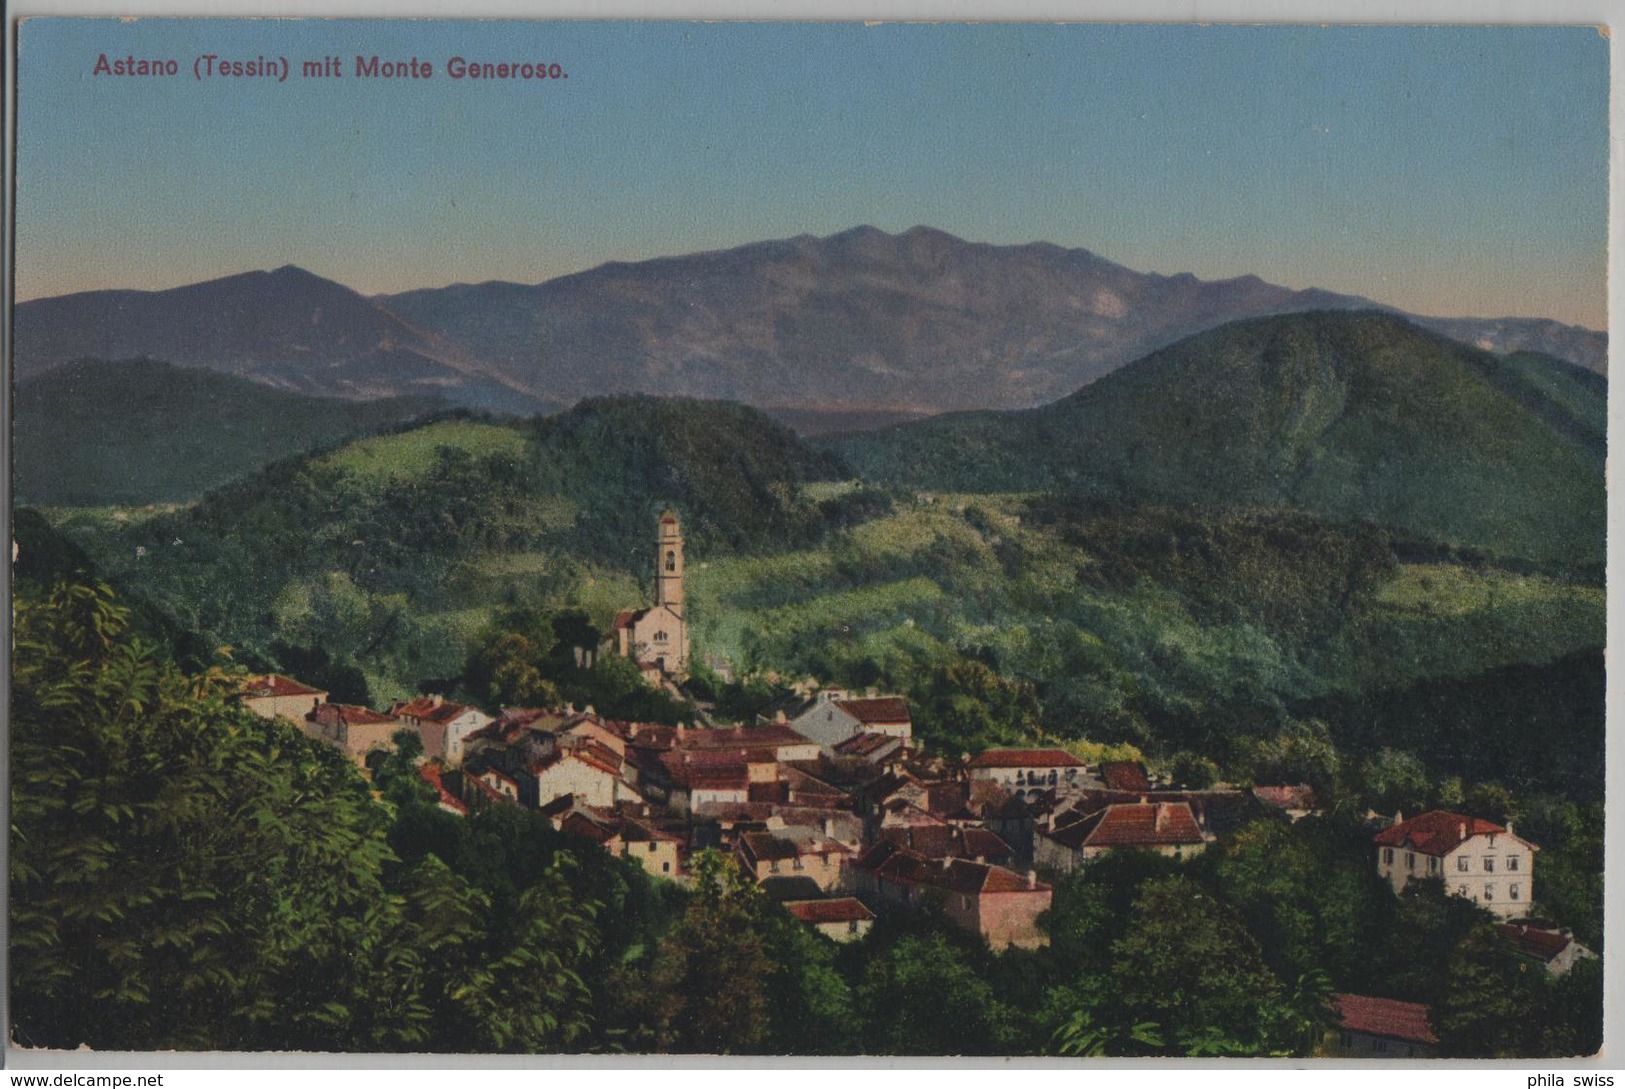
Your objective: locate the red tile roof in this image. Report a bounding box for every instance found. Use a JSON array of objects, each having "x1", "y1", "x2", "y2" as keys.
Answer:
[
  {"x1": 559, "y1": 811, "x2": 617, "y2": 845},
  {"x1": 391, "y1": 696, "x2": 482, "y2": 724},
  {"x1": 676, "y1": 724, "x2": 817, "y2": 751},
  {"x1": 1373, "y1": 810, "x2": 1519, "y2": 857},
  {"x1": 878, "y1": 824, "x2": 1012, "y2": 863},
  {"x1": 834, "y1": 731, "x2": 902, "y2": 758},
  {"x1": 612, "y1": 610, "x2": 639, "y2": 631},
  {"x1": 833, "y1": 697, "x2": 912, "y2": 725},
  {"x1": 965, "y1": 748, "x2": 1085, "y2": 769},
  {"x1": 307, "y1": 703, "x2": 398, "y2": 727},
  {"x1": 1495, "y1": 923, "x2": 1574, "y2": 964},
  {"x1": 498, "y1": 707, "x2": 563, "y2": 729},
  {"x1": 242, "y1": 674, "x2": 326, "y2": 699},
  {"x1": 1332, "y1": 994, "x2": 1438, "y2": 1046},
  {"x1": 1051, "y1": 802, "x2": 1209, "y2": 850},
  {"x1": 1099, "y1": 760, "x2": 1151, "y2": 792},
  {"x1": 784, "y1": 898, "x2": 875, "y2": 925},
  {"x1": 416, "y1": 763, "x2": 469, "y2": 815},
  {"x1": 739, "y1": 828, "x2": 850, "y2": 865},
  {"x1": 857, "y1": 843, "x2": 1048, "y2": 896}
]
